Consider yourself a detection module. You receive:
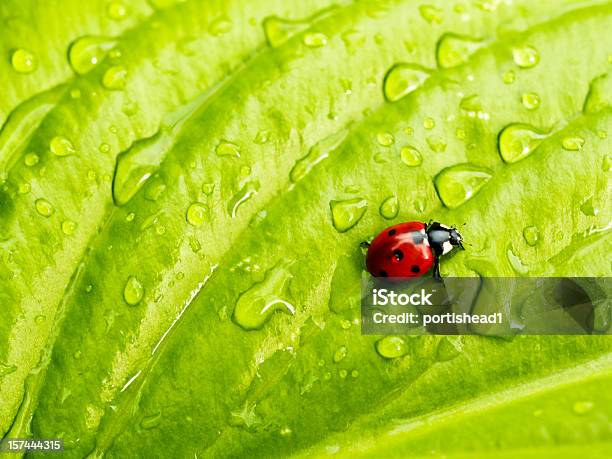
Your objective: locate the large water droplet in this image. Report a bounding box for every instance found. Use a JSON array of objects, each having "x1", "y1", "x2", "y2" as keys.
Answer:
[
  {"x1": 436, "y1": 34, "x2": 482, "y2": 69},
  {"x1": 262, "y1": 6, "x2": 336, "y2": 48},
  {"x1": 584, "y1": 74, "x2": 611, "y2": 114},
  {"x1": 50, "y1": 136, "x2": 76, "y2": 157},
  {"x1": 383, "y1": 64, "x2": 430, "y2": 102},
  {"x1": 228, "y1": 180, "x2": 259, "y2": 218},
  {"x1": 102, "y1": 65, "x2": 127, "y2": 90},
  {"x1": 186, "y1": 202, "x2": 208, "y2": 226},
  {"x1": 434, "y1": 164, "x2": 491, "y2": 209},
  {"x1": 290, "y1": 128, "x2": 348, "y2": 183},
  {"x1": 400, "y1": 146, "x2": 422, "y2": 166},
  {"x1": 232, "y1": 263, "x2": 294, "y2": 331},
  {"x1": 379, "y1": 196, "x2": 399, "y2": 219},
  {"x1": 512, "y1": 45, "x2": 539, "y2": 68},
  {"x1": 561, "y1": 136, "x2": 585, "y2": 151},
  {"x1": 123, "y1": 276, "x2": 144, "y2": 306},
  {"x1": 11, "y1": 49, "x2": 37, "y2": 73},
  {"x1": 35, "y1": 198, "x2": 54, "y2": 217},
  {"x1": 498, "y1": 124, "x2": 547, "y2": 163},
  {"x1": 523, "y1": 226, "x2": 539, "y2": 246},
  {"x1": 330, "y1": 198, "x2": 367, "y2": 232},
  {"x1": 68, "y1": 36, "x2": 117, "y2": 75},
  {"x1": 375, "y1": 336, "x2": 407, "y2": 359}
]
